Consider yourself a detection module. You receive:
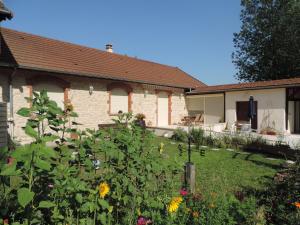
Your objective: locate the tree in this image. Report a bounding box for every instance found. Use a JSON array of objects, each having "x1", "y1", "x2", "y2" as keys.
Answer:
[{"x1": 232, "y1": 0, "x2": 300, "y2": 82}]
